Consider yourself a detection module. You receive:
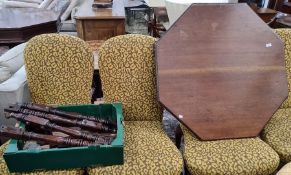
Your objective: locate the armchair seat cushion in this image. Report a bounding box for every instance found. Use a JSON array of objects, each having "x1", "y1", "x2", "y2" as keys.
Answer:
[
  {"x1": 88, "y1": 121, "x2": 183, "y2": 175},
  {"x1": 262, "y1": 108, "x2": 291, "y2": 163},
  {"x1": 182, "y1": 126, "x2": 279, "y2": 175},
  {"x1": 0, "y1": 142, "x2": 83, "y2": 175}
]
